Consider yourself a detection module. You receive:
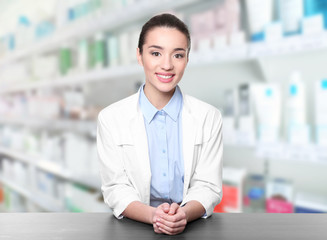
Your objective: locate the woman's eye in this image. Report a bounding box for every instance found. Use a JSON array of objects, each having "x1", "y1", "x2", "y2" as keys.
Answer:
[
  {"x1": 151, "y1": 52, "x2": 161, "y2": 56},
  {"x1": 175, "y1": 53, "x2": 184, "y2": 59}
]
